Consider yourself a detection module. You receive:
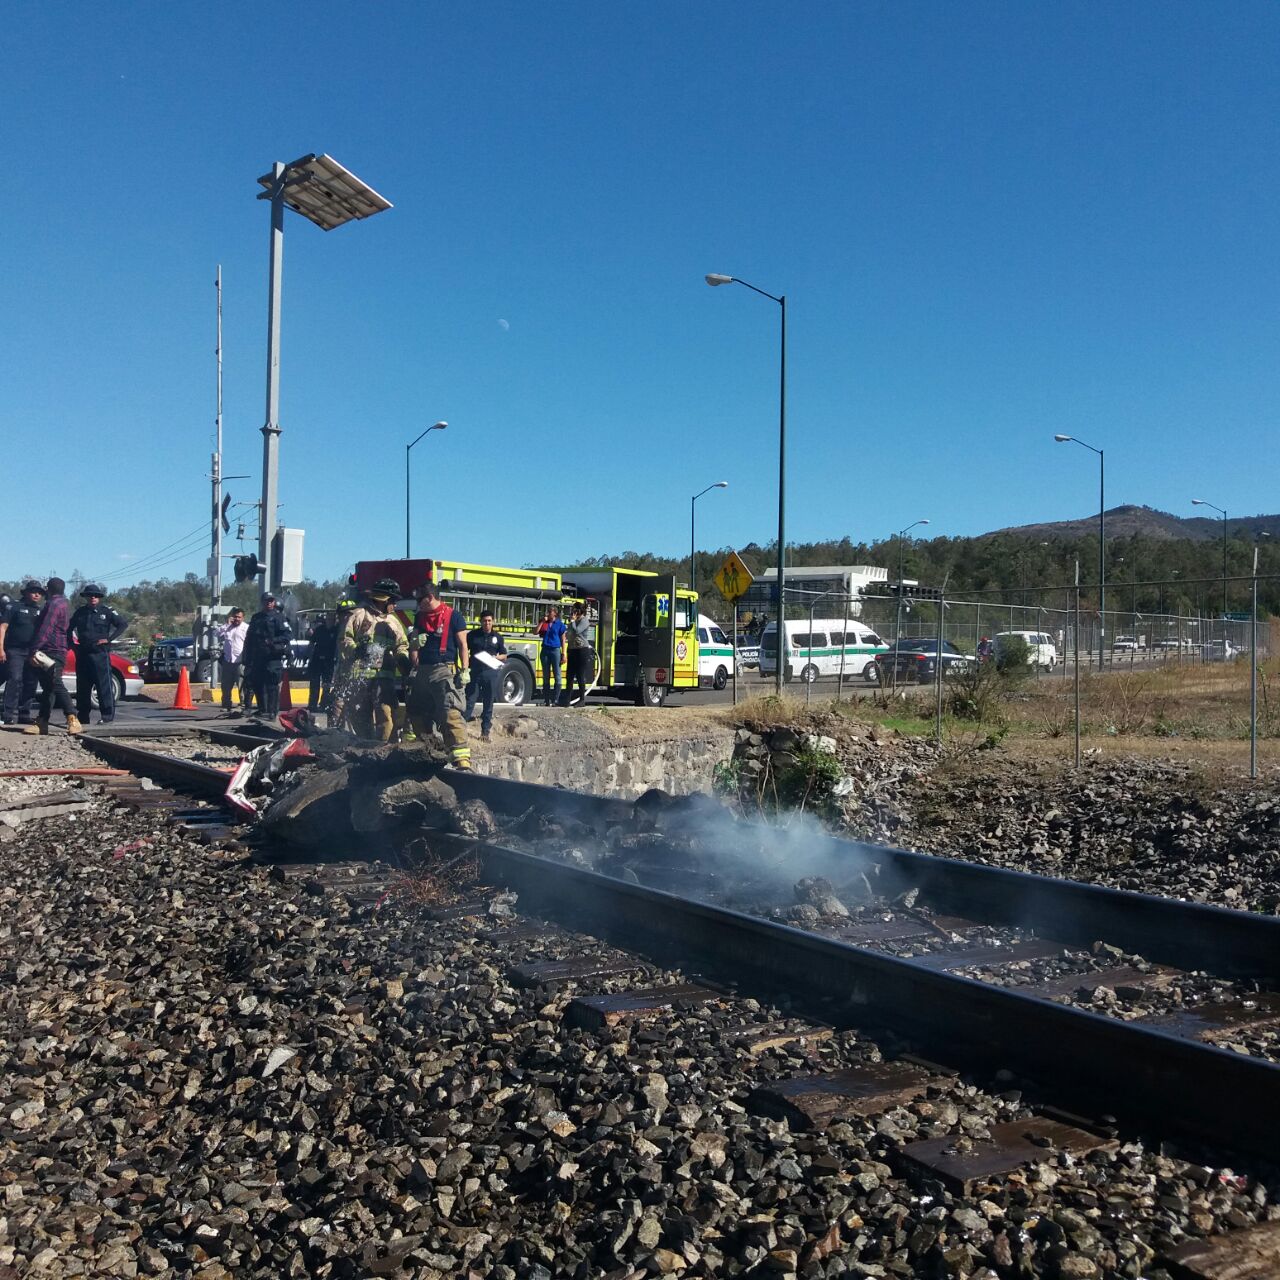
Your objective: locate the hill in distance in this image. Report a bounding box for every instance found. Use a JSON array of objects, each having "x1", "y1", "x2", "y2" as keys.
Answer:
[{"x1": 989, "y1": 504, "x2": 1280, "y2": 543}]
